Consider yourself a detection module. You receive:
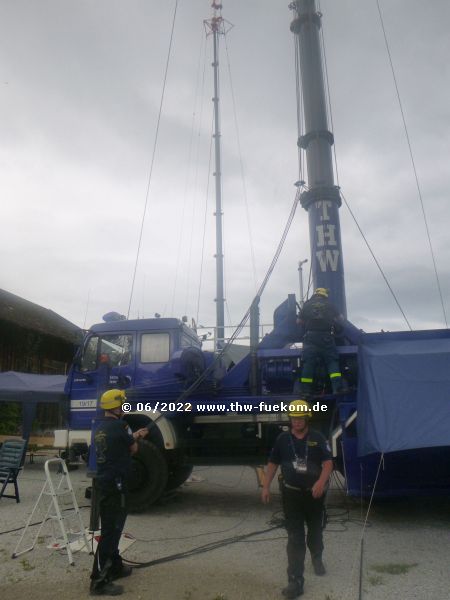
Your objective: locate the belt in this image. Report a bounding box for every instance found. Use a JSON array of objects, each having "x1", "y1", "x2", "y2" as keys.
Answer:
[{"x1": 283, "y1": 482, "x2": 311, "y2": 492}]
